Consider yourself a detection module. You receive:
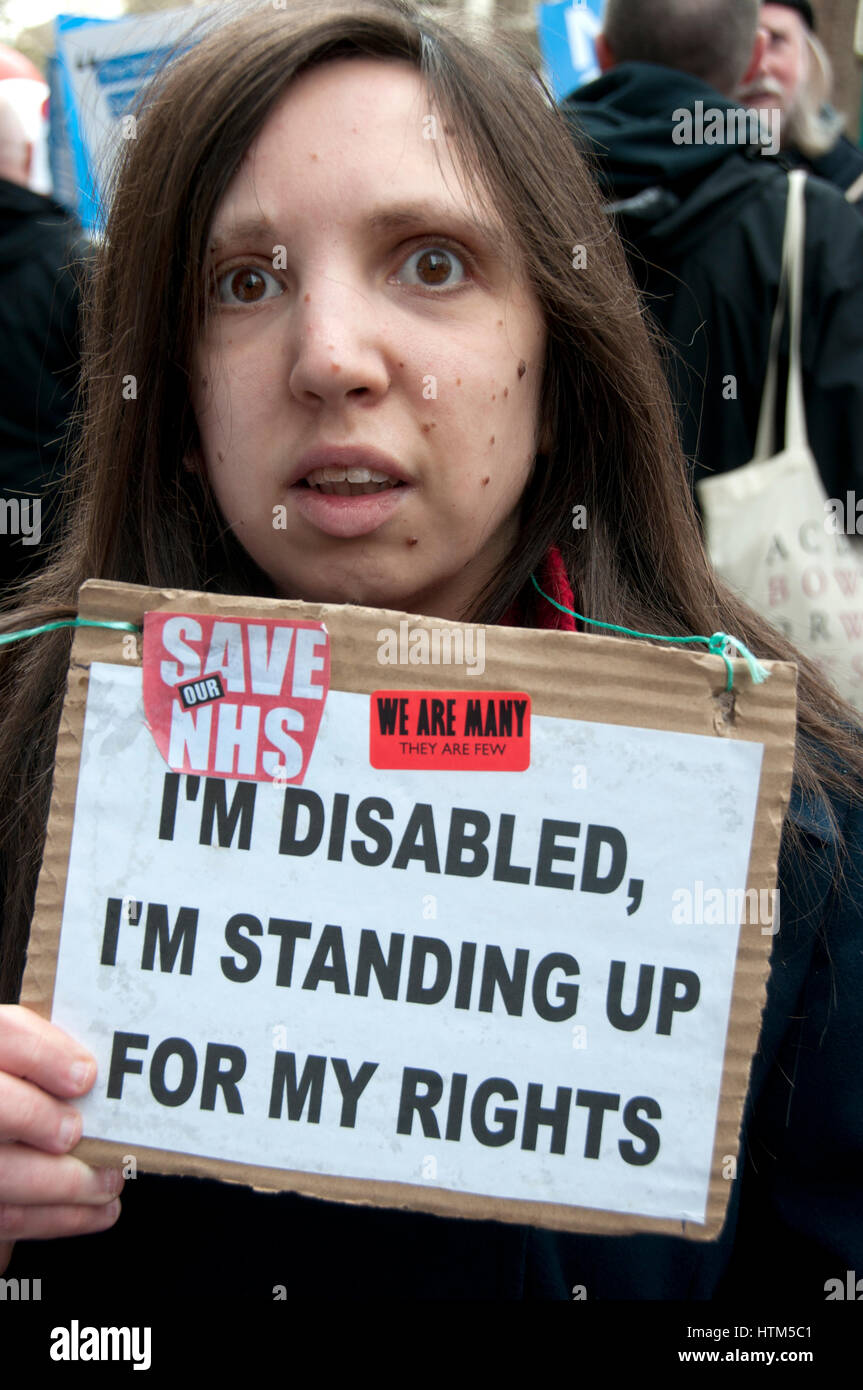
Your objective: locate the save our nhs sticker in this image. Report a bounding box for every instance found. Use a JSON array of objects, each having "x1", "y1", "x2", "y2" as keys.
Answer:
[{"x1": 142, "y1": 611, "x2": 330, "y2": 783}]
